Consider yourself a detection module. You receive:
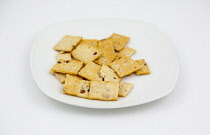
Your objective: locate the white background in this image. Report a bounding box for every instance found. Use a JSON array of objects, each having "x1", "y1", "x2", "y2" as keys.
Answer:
[{"x1": 0, "y1": 0, "x2": 210, "y2": 135}]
